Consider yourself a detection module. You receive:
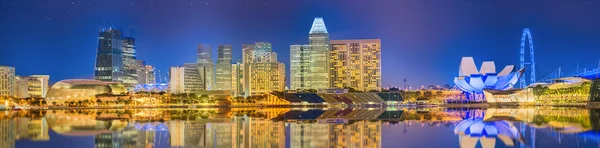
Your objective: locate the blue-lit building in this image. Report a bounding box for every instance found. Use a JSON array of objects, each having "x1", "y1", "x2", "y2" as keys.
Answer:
[{"x1": 453, "y1": 57, "x2": 524, "y2": 101}]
